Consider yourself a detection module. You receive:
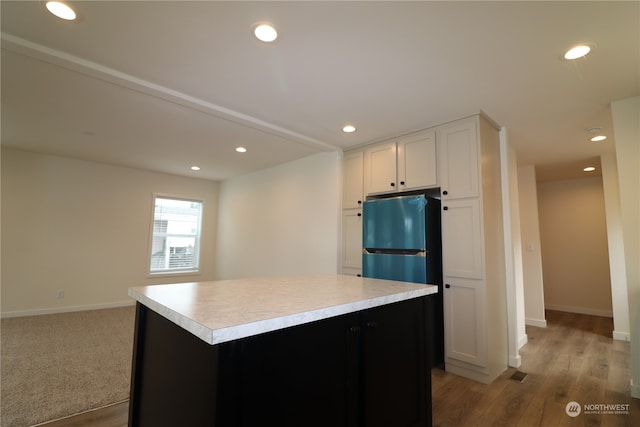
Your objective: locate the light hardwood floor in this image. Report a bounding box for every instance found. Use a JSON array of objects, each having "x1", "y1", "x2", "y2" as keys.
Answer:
[
  {"x1": 39, "y1": 310, "x2": 639, "y2": 427},
  {"x1": 432, "y1": 310, "x2": 639, "y2": 426}
]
